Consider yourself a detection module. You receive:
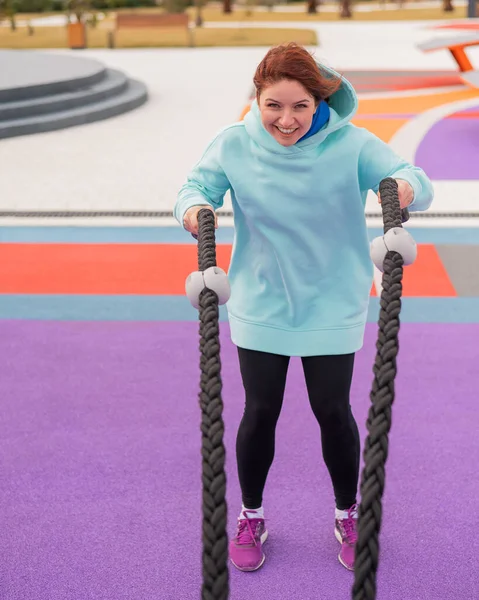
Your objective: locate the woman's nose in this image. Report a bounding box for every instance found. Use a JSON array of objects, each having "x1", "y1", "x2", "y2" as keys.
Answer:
[{"x1": 277, "y1": 110, "x2": 295, "y2": 127}]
